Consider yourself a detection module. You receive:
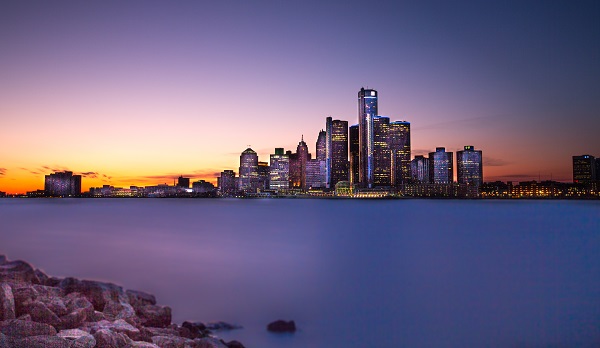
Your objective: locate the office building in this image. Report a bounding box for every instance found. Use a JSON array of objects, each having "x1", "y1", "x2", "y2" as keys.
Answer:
[
  {"x1": 429, "y1": 147, "x2": 453, "y2": 184},
  {"x1": 330, "y1": 119, "x2": 349, "y2": 187},
  {"x1": 289, "y1": 137, "x2": 311, "y2": 189},
  {"x1": 411, "y1": 155, "x2": 429, "y2": 183},
  {"x1": 316, "y1": 130, "x2": 326, "y2": 162},
  {"x1": 306, "y1": 159, "x2": 326, "y2": 189},
  {"x1": 238, "y1": 148, "x2": 260, "y2": 193},
  {"x1": 218, "y1": 170, "x2": 236, "y2": 195},
  {"x1": 192, "y1": 180, "x2": 215, "y2": 193},
  {"x1": 457, "y1": 146, "x2": 483, "y2": 186},
  {"x1": 573, "y1": 155, "x2": 596, "y2": 183},
  {"x1": 177, "y1": 176, "x2": 190, "y2": 188},
  {"x1": 349, "y1": 124, "x2": 359, "y2": 186},
  {"x1": 44, "y1": 171, "x2": 82, "y2": 196},
  {"x1": 269, "y1": 148, "x2": 290, "y2": 191},
  {"x1": 373, "y1": 115, "x2": 390, "y2": 186},
  {"x1": 388, "y1": 121, "x2": 411, "y2": 186},
  {"x1": 258, "y1": 161, "x2": 270, "y2": 190},
  {"x1": 358, "y1": 88, "x2": 378, "y2": 188}
]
